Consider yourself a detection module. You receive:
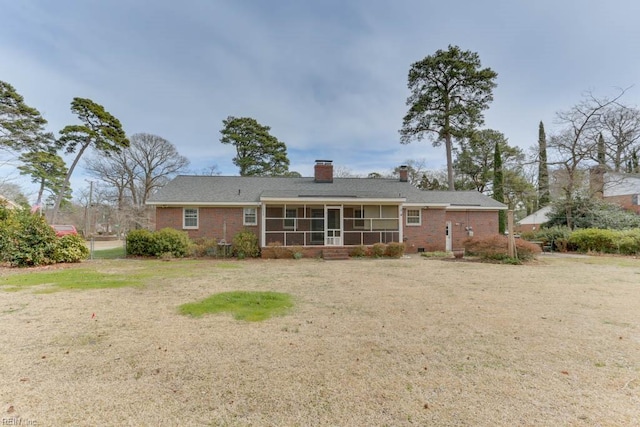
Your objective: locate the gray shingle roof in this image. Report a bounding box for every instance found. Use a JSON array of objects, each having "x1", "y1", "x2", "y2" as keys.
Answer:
[{"x1": 147, "y1": 175, "x2": 506, "y2": 209}]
